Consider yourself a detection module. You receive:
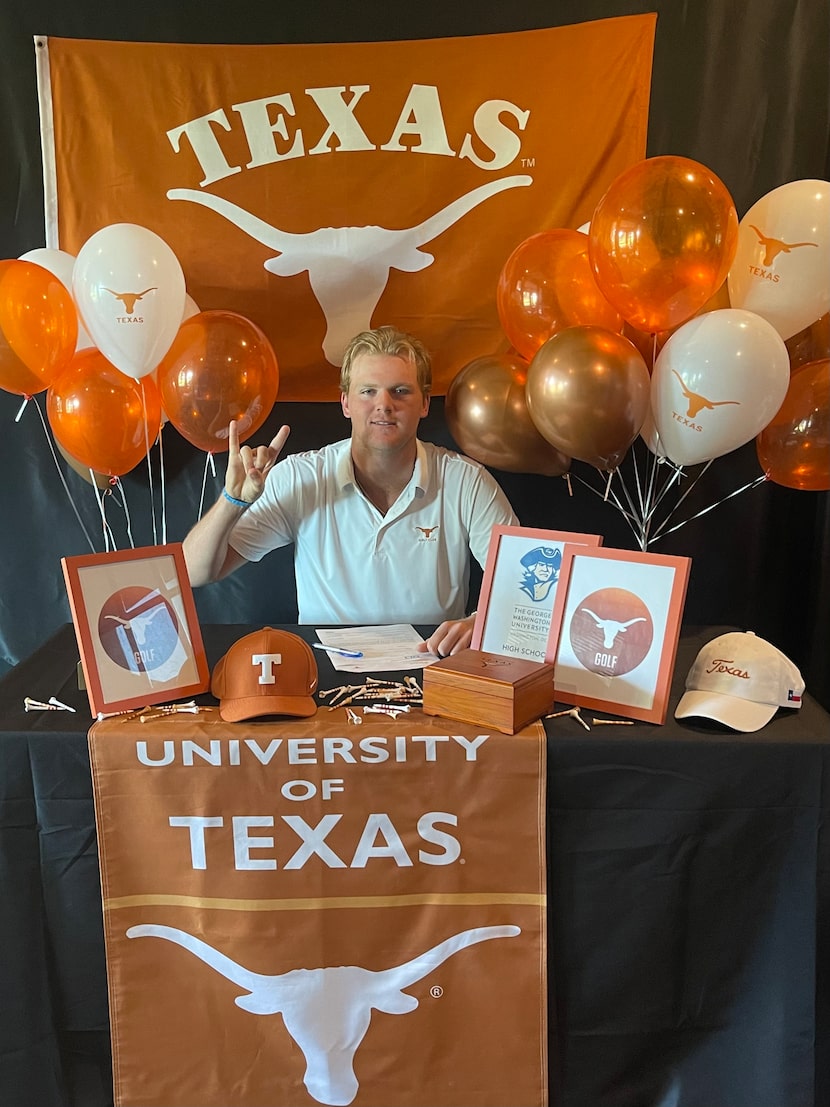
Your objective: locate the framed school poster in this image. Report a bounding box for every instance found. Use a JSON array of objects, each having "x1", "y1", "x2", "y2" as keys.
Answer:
[
  {"x1": 472, "y1": 526, "x2": 603, "y2": 662},
  {"x1": 544, "y1": 546, "x2": 691, "y2": 724},
  {"x1": 61, "y1": 543, "x2": 210, "y2": 717}
]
